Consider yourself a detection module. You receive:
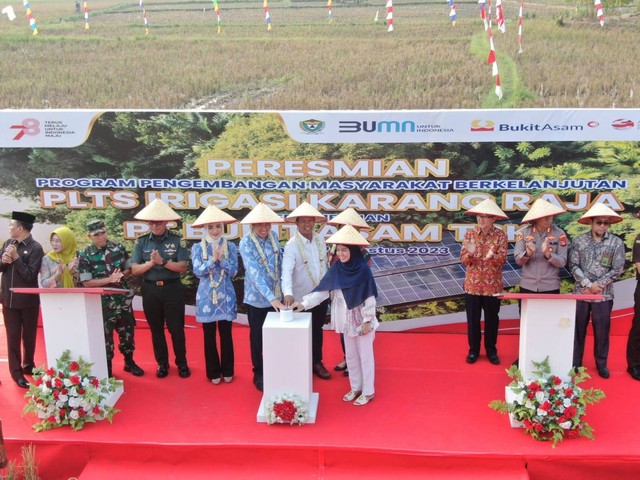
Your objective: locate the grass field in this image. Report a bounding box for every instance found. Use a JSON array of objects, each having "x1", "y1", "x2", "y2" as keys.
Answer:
[{"x1": 1, "y1": 0, "x2": 639, "y2": 109}]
